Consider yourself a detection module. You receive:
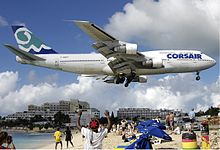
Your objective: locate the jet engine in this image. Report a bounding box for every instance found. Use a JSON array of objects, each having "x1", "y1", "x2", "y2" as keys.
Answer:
[
  {"x1": 142, "y1": 58, "x2": 163, "y2": 68},
  {"x1": 114, "y1": 43, "x2": 137, "y2": 54},
  {"x1": 16, "y1": 56, "x2": 28, "y2": 64}
]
